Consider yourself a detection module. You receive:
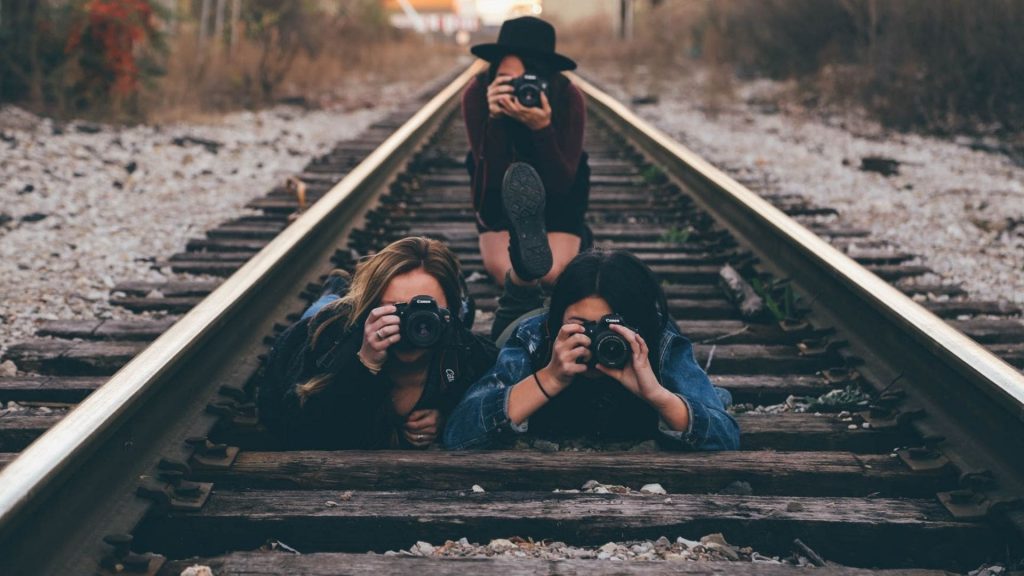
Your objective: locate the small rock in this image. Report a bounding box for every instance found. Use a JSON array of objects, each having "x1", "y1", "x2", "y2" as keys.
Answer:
[
  {"x1": 338, "y1": 490, "x2": 353, "y2": 501},
  {"x1": 786, "y1": 501, "x2": 805, "y2": 512},
  {"x1": 20, "y1": 212, "x2": 48, "y2": 223},
  {"x1": 471, "y1": 484, "x2": 485, "y2": 493},
  {"x1": 0, "y1": 360, "x2": 17, "y2": 377},
  {"x1": 179, "y1": 566, "x2": 214, "y2": 576},
  {"x1": 677, "y1": 536, "x2": 701, "y2": 549},
  {"x1": 533, "y1": 439, "x2": 560, "y2": 452},
  {"x1": 599, "y1": 542, "x2": 618, "y2": 554},
  {"x1": 325, "y1": 500, "x2": 338, "y2": 507},
  {"x1": 412, "y1": 541, "x2": 435, "y2": 556},
  {"x1": 705, "y1": 541, "x2": 740, "y2": 561},
  {"x1": 640, "y1": 483, "x2": 666, "y2": 495},
  {"x1": 488, "y1": 538, "x2": 517, "y2": 552},
  {"x1": 700, "y1": 533, "x2": 730, "y2": 547},
  {"x1": 581, "y1": 480, "x2": 601, "y2": 490}
]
